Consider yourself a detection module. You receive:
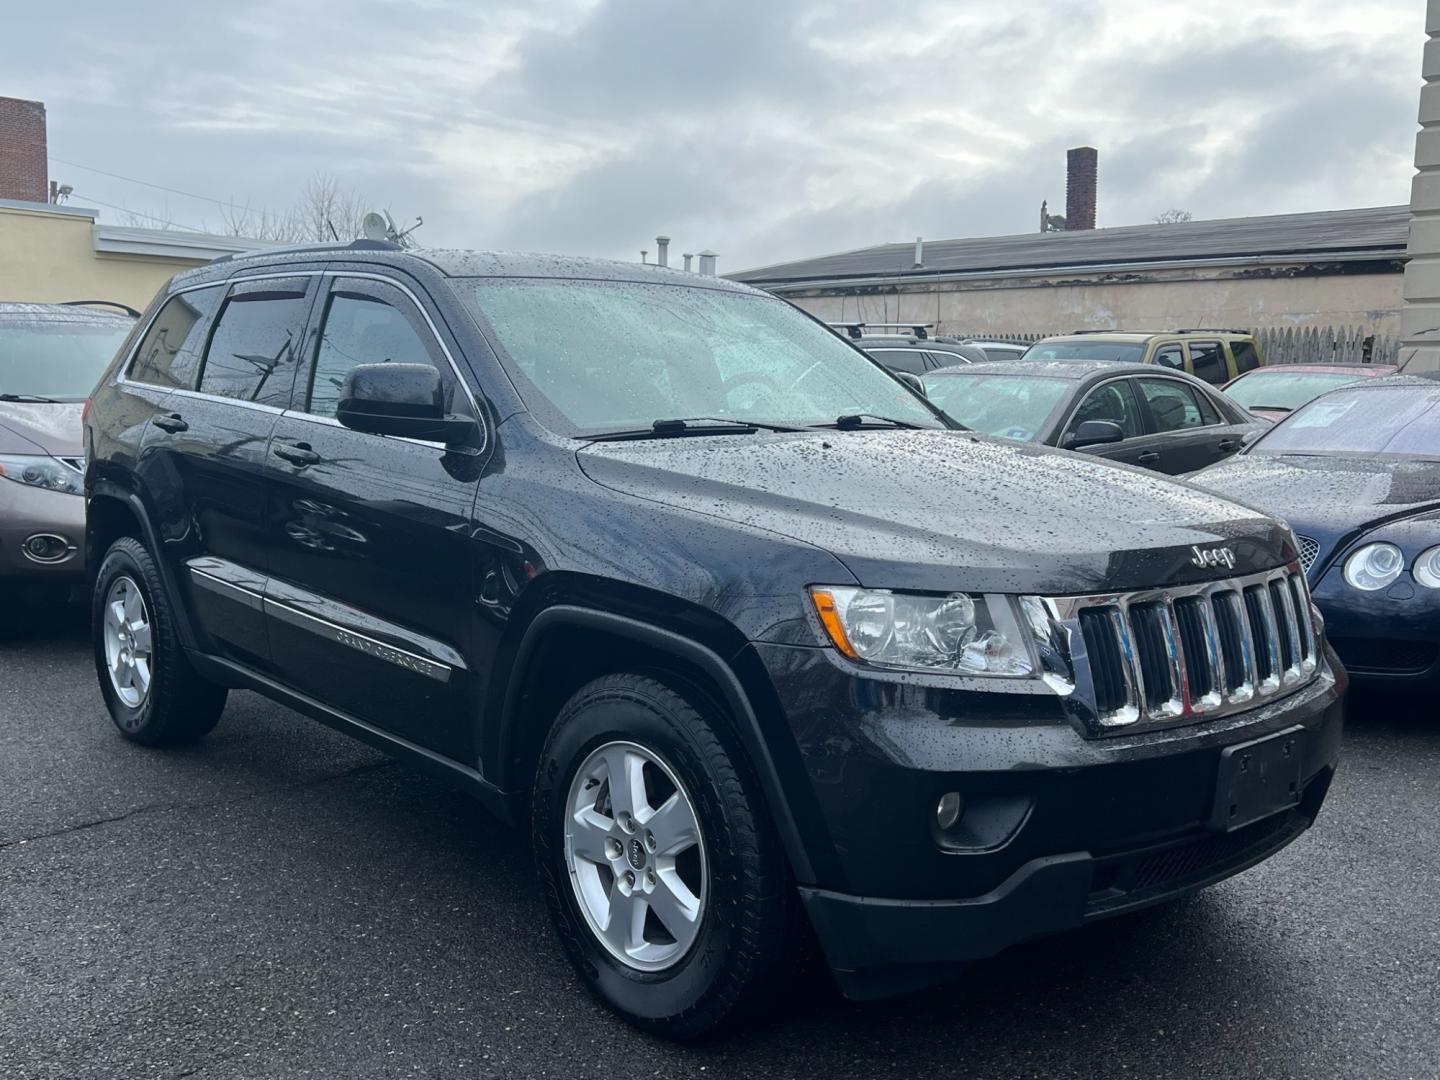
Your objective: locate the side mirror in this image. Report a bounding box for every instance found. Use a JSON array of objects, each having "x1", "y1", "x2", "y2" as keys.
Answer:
[
  {"x1": 894, "y1": 370, "x2": 927, "y2": 397},
  {"x1": 336, "y1": 363, "x2": 478, "y2": 446},
  {"x1": 1064, "y1": 419, "x2": 1125, "y2": 450}
]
